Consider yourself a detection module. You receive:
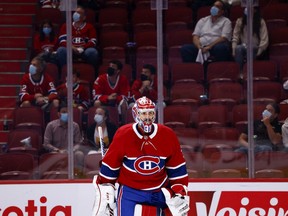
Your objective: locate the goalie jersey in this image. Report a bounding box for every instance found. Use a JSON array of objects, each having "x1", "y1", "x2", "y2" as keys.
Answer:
[{"x1": 98, "y1": 123, "x2": 188, "y2": 190}]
